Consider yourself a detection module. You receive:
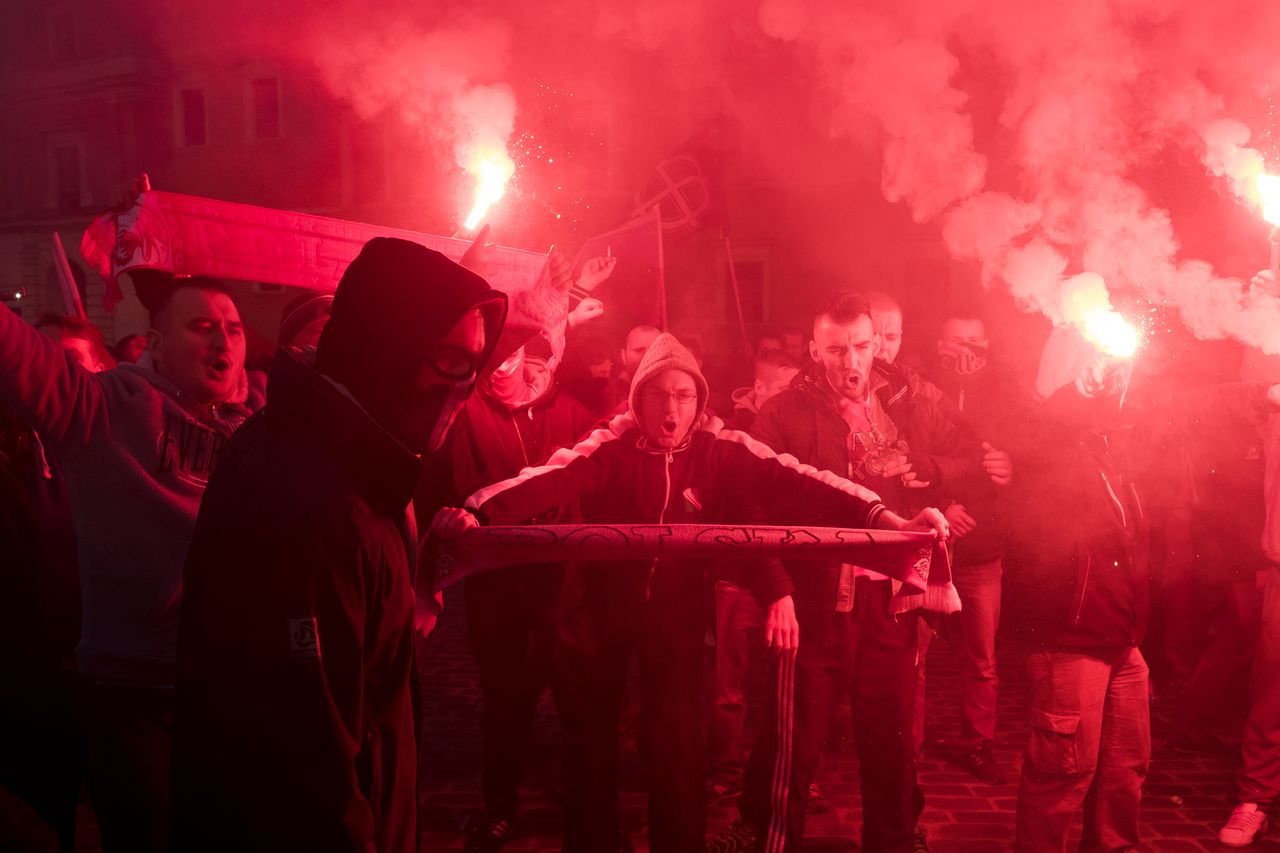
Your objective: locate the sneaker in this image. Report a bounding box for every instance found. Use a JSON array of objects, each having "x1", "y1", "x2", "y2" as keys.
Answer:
[
  {"x1": 706, "y1": 818, "x2": 760, "y2": 853},
  {"x1": 1219, "y1": 802, "x2": 1269, "y2": 847},
  {"x1": 806, "y1": 781, "x2": 830, "y2": 814},
  {"x1": 953, "y1": 742, "x2": 1009, "y2": 785},
  {"x1": 463, "y1": 812, "x2": 515, "y2": 853},
  {"x1": 913, "y1": 827, "x2": 930, "y2": 852}
]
